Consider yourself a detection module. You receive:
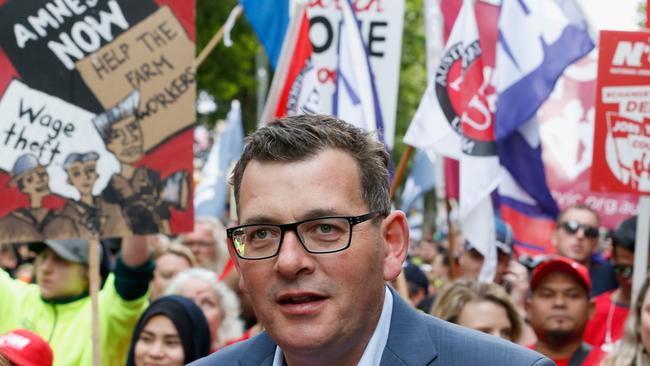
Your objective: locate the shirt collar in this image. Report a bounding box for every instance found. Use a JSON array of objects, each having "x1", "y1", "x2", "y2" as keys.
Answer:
[{"x1": 272, "y1": 286, "x2": 394, "y2": 366}]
